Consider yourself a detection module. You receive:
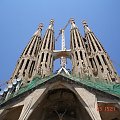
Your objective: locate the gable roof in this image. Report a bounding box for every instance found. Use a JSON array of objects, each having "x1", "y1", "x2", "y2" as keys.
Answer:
[{"x1": 0, "y1": 73, "x2": 120, "y2": 107}]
